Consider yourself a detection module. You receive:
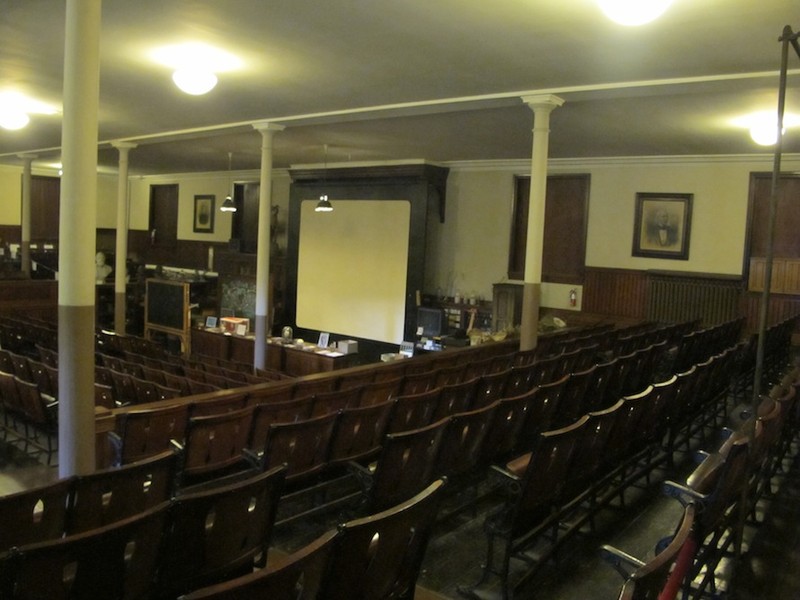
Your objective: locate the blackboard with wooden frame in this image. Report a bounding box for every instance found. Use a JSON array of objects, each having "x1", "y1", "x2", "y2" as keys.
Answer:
[{"x1": 144, "y1": 278, "x2": 191, "y2": 355}]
